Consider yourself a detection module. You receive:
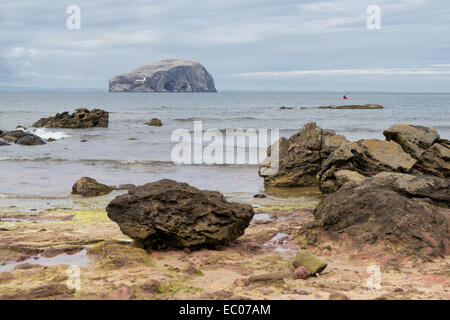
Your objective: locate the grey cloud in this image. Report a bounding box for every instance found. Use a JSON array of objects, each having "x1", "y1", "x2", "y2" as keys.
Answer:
[{"x1": 0, "y1": 0, "x2": 449, "y2": 91}]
